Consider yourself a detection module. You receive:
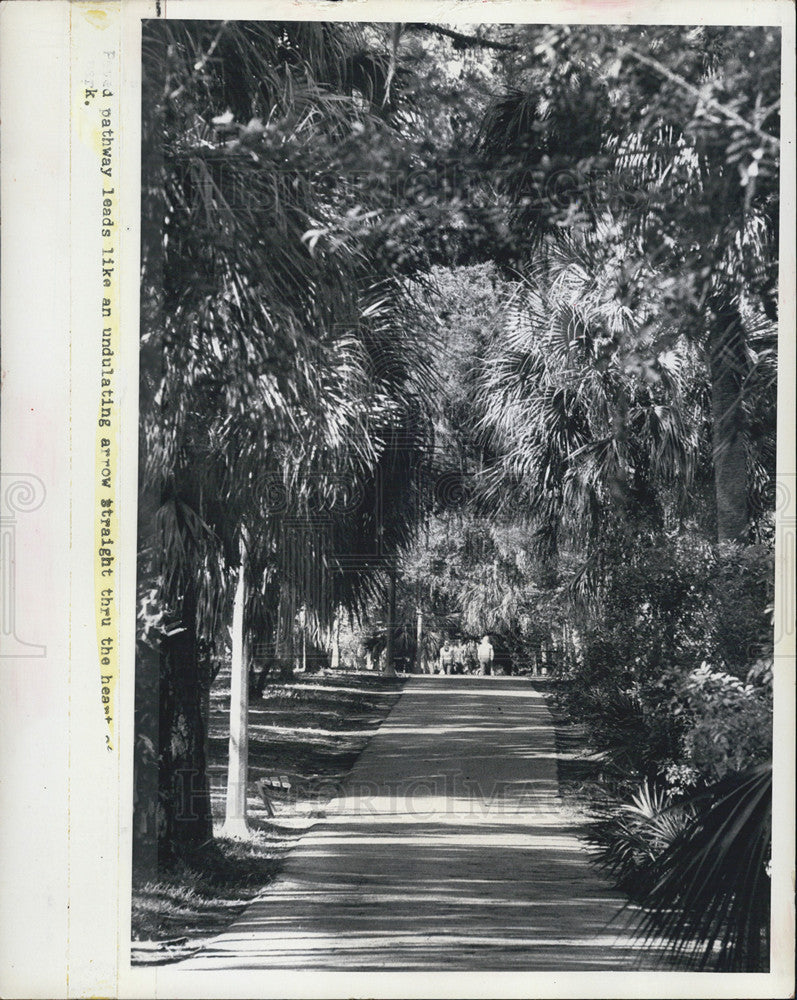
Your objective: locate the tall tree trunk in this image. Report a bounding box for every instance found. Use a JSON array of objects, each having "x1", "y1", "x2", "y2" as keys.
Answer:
[
  {"x1": 248, "y1": 619, "x2": 272, "y2": 699},
  {"x1": 331, "y1": 610, "x2": 341, "y2": 669},
  {"x1": 135, "y1": 477, "x2": 215, "y2": 866},
  {"x1": 414, "y1": 604, "x2": 424, "y2": 674},
  {"x1": 708, "y1": 294, "x2": 749, "y2": 542},
  {"x1": 300, "y1": 606, "x2": 307, "y2": 673},
  {"x1": 275, "y1": 579, "x2": 295, "y2": 681},
  {"x1": 562, "y1": 622, "x2": 572, "y2": 673},
  {"x1": 571, "y1": 627, "x2": 584, "y2": 669},
  {"x1": 224, "y1": 536, "x2": 249, "y2": 837},
  {"x1": 158, "y1": 582, "x2": 213, "y2": 863},
  {"x1": 384, "y1": 567, "x2": 396, "y2": 676},
  {"x1": 133, "y1": 638, "x2": 160, "y2": 877}
]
